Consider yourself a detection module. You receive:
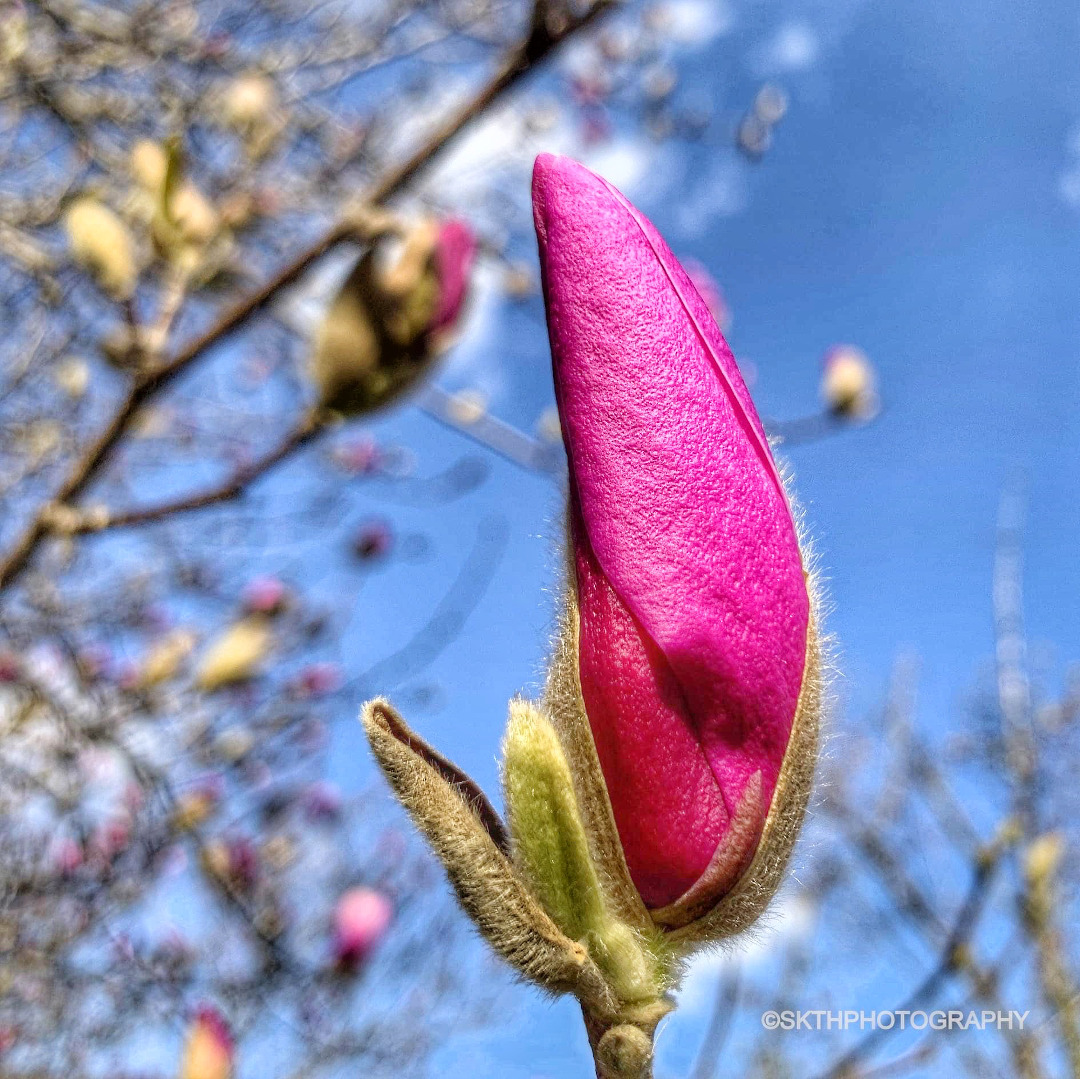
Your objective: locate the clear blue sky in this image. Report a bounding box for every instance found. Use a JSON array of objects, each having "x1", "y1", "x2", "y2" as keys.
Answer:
[{"x1": 312, "y1": 0, "x2": 1080, "y2": 1072}]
